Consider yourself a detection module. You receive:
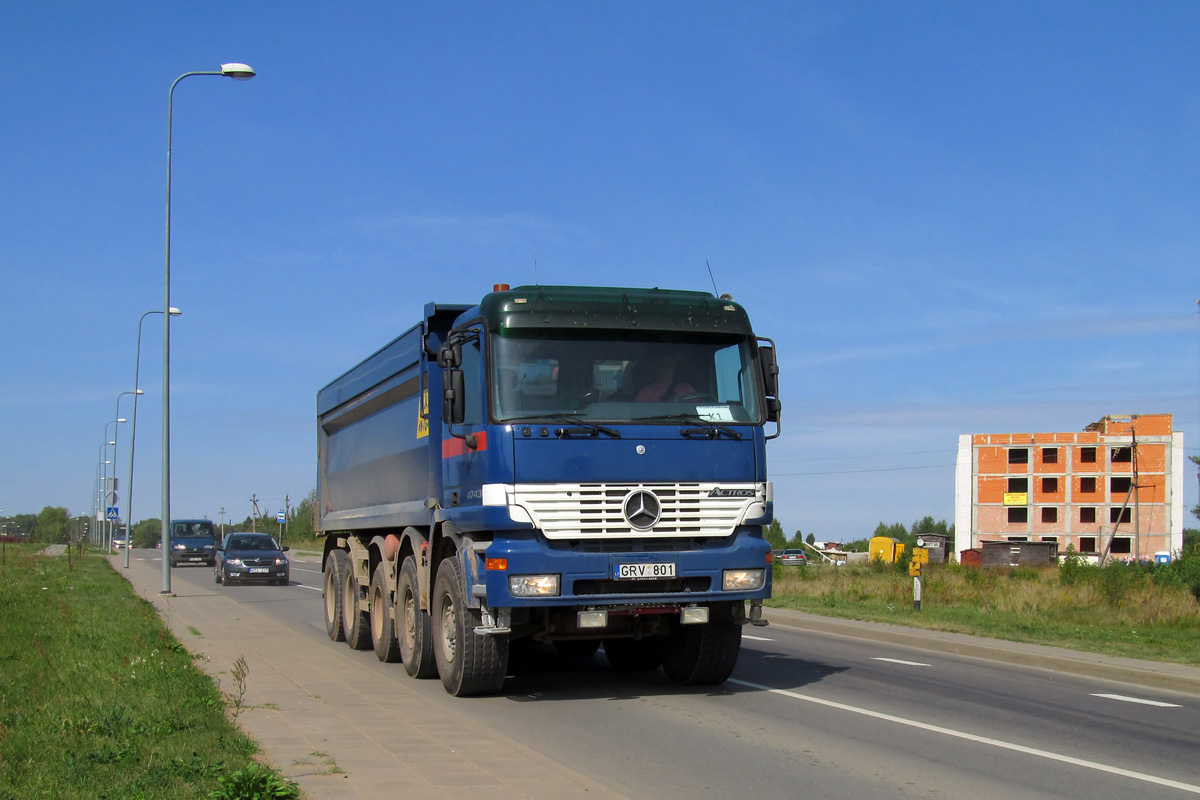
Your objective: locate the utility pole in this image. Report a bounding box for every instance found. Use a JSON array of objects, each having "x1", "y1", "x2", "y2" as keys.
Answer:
[
  {"x1": 219, "y1": 507, "x2": 226, "y2": 538},
  {"x1": 284, "y1": 494, "x2": 290, "y2": 544},
  {"x1": 250, "y1": 494, "x2": 261, "y2": 532}
]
